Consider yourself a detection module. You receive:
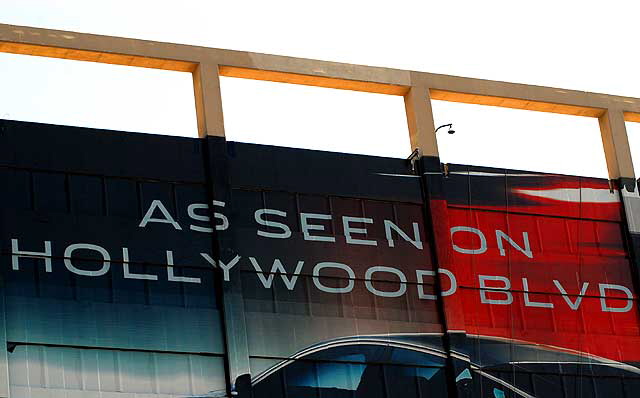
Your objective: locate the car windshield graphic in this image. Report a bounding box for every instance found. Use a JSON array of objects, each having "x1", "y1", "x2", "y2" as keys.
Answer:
[{"x1": 231, "y1": 335, "x2": 640, "y2": 398}]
